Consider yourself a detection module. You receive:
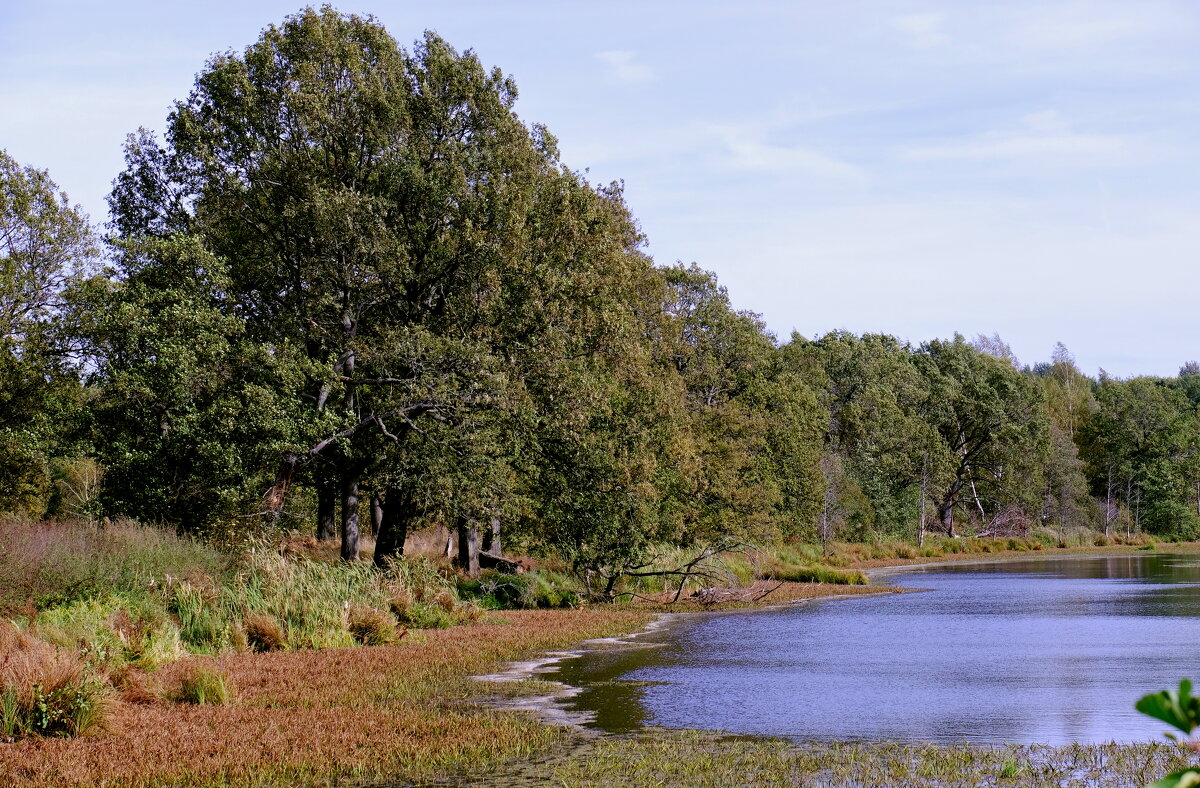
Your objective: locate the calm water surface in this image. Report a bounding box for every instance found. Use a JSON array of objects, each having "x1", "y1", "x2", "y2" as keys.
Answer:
[{"x1": 551, "y1": 553, "x2": 1200, "y2": 744}]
